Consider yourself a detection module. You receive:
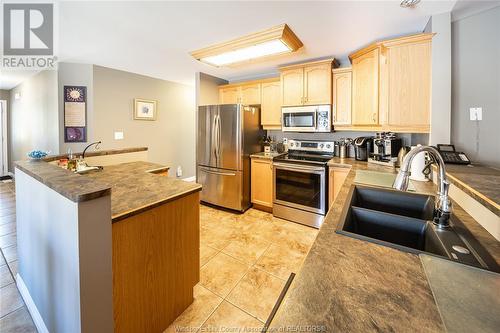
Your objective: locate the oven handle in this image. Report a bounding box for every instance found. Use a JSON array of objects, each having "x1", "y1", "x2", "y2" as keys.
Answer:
[{"x1": 273, "y1": 162, "x2": 325, "y2": 173}]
